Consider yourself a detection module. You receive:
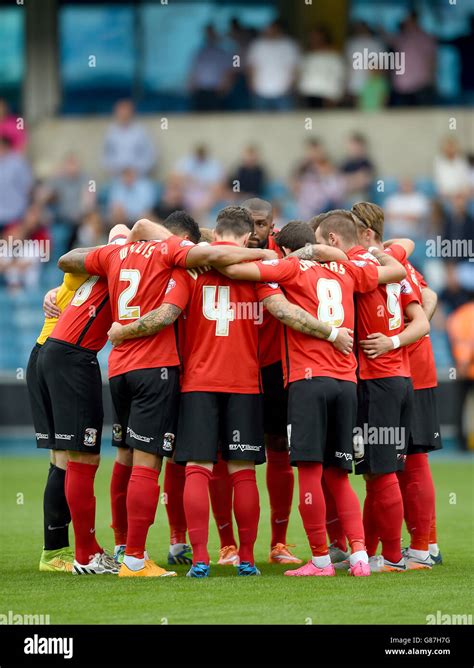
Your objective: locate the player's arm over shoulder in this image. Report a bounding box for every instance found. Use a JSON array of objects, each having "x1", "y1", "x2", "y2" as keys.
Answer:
[
  {"x1": 58, "y1": 246, "x2": 99, "y2": 274},
  {"x1": 183, "y1": 244, "x2": 278, "y2": 269}
]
